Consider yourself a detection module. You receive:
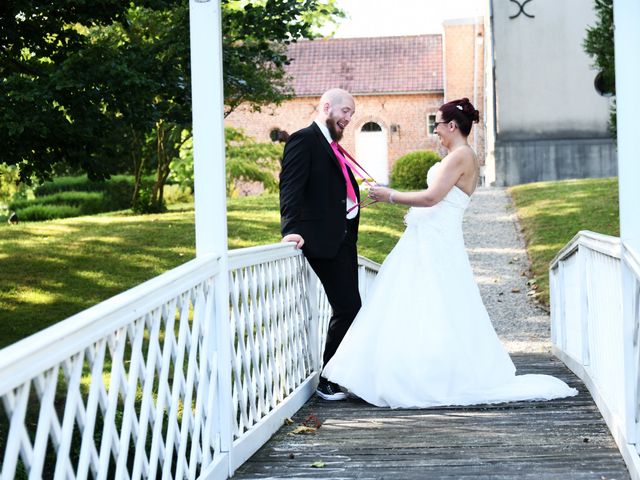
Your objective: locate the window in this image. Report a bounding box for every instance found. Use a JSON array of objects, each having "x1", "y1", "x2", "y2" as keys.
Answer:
[
  {"x1": 427, "y1": 114, "x2": 437, "y2": 134},
  {"x1": 361, "y1": 122, "x2": 382, "y2": 132}
]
